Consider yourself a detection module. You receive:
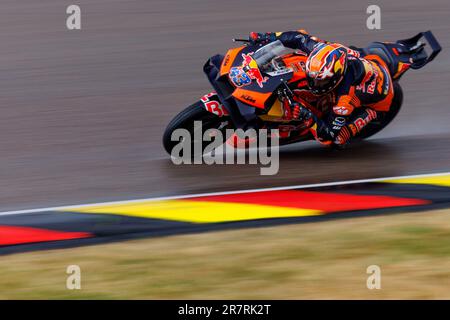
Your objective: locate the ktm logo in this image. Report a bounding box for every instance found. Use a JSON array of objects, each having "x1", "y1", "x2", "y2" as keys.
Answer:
[
  {"x1": 240, "y1": 94, "x2": 256, "y2": 104},
  {"x1": 222, "y1": 54, "x2": 231, "y2": 67}
]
